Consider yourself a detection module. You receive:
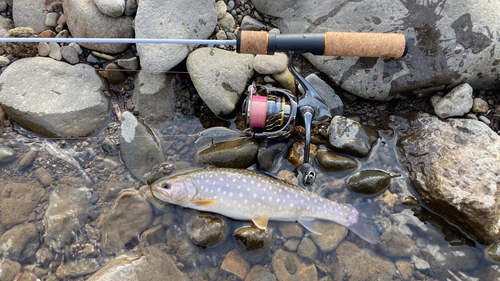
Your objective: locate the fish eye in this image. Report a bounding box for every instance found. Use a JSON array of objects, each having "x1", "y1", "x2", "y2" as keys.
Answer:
[{"x1": 161, "y1": 181, "x2": 171, "y2": 189}]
